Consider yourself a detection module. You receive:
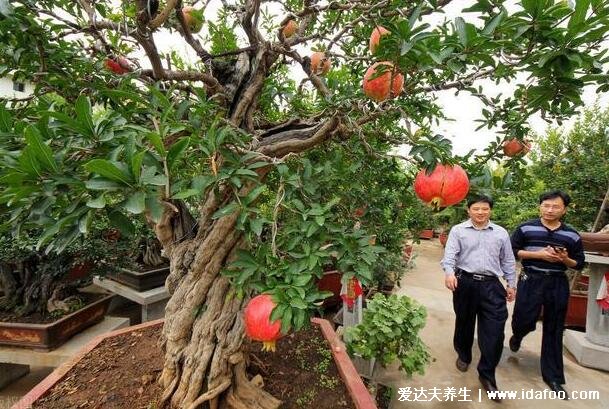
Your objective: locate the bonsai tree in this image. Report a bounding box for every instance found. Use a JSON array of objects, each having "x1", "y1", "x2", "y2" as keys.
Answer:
[
  {"x1": 0, "y1": 225, "x2": 122, "y2": 318},
  {"x1": 2, "y1": 1, "x2": 609, "y2": 407}
]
